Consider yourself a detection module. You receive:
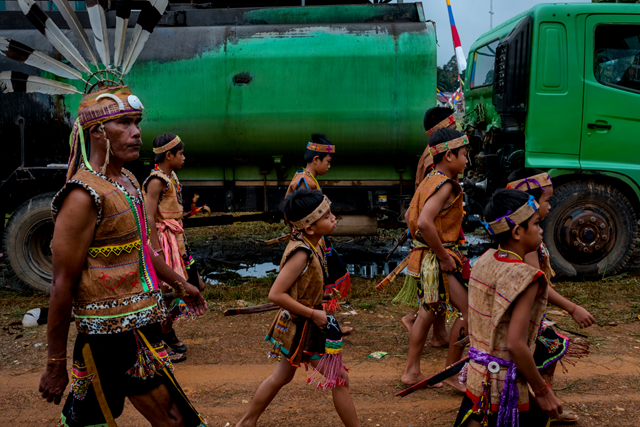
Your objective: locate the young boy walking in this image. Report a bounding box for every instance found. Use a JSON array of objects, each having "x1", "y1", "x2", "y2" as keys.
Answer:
[
  {"x1": 507, "y1": 168, "x2": 595, "y2": 424},
  {"x1": 397, "y1": 106, "x2": 458, "y2": 347},
  {"x1": 144, "y1": 133, "x2": 205, "y2": 362},
  {"x1": 401, "y1": 128, "x2": 470, "y2": 392},
  {"x1": 455, "y1": 189, "x2": 562, "y2": 426},
  {"x1": 286, "y1": 134, "x2": 352, "y2": 334},
  {"x1": 237, "y1": 189, "x2": 360, "y2": 427}
]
